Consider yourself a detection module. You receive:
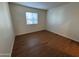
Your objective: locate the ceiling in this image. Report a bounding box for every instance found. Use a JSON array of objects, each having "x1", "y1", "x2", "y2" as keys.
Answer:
[{"x1": 13, "y1": 2, "x2": 69, "y2": 10}]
